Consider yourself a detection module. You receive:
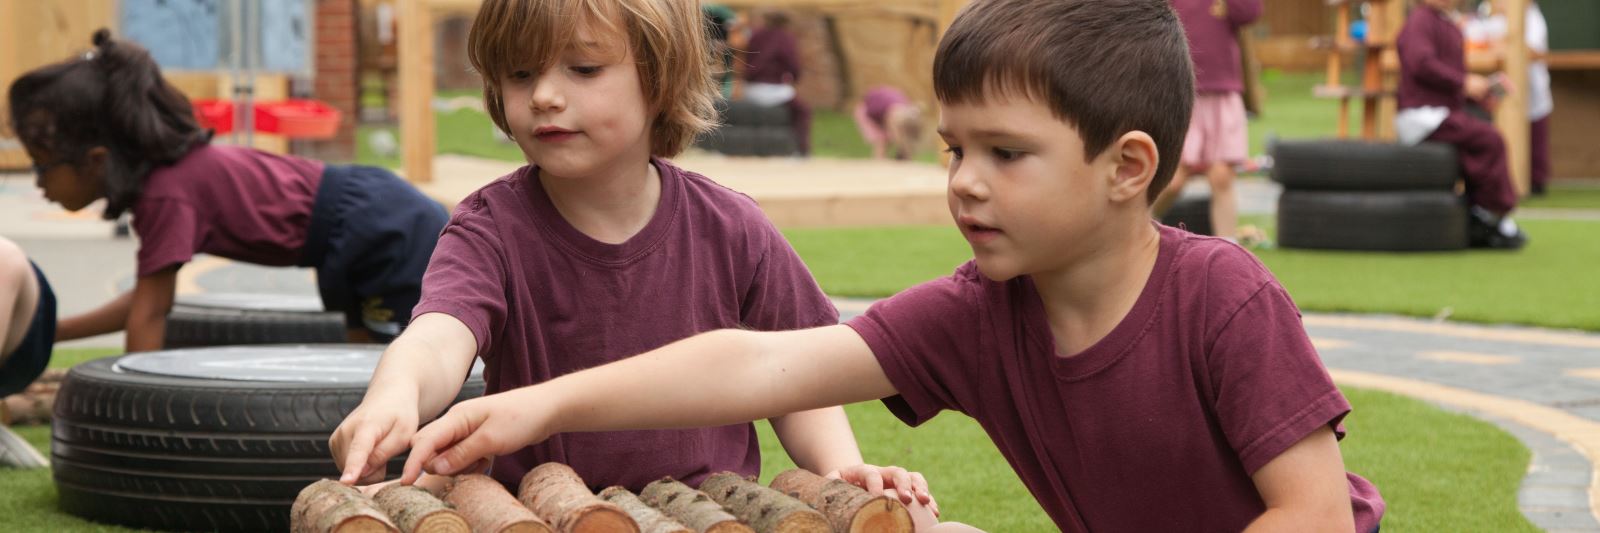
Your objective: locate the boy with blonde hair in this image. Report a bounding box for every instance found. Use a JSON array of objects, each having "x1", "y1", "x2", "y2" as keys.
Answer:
[{"x1": 400, "y1": 1, "x2": 1384, "y2": 530}]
